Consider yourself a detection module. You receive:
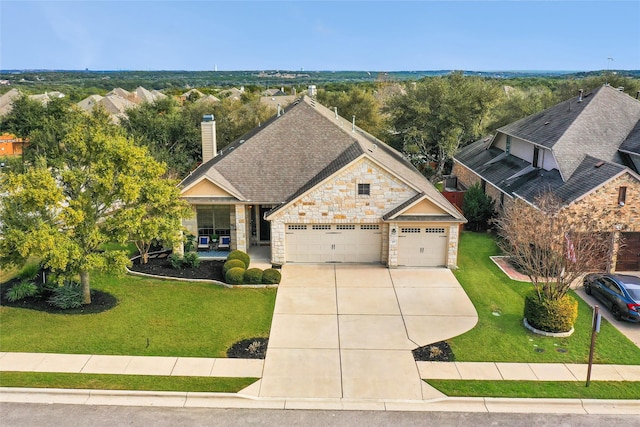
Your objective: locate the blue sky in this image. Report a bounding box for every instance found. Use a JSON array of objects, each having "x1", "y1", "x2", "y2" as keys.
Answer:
[{"x1": 1, "y1": 1, "x2": 639, "y2": 71}]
